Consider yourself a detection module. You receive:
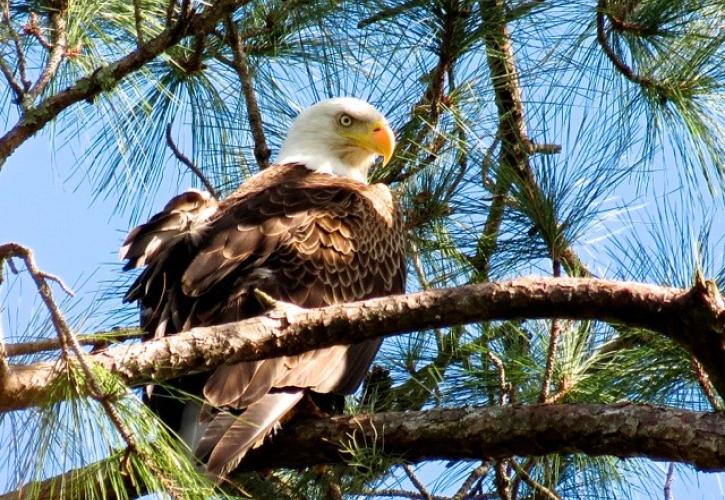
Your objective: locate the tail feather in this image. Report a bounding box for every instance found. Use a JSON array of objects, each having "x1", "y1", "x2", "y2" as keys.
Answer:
[{"x1": 203, "y1": 391, "x2": 304, "y2": 477}]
